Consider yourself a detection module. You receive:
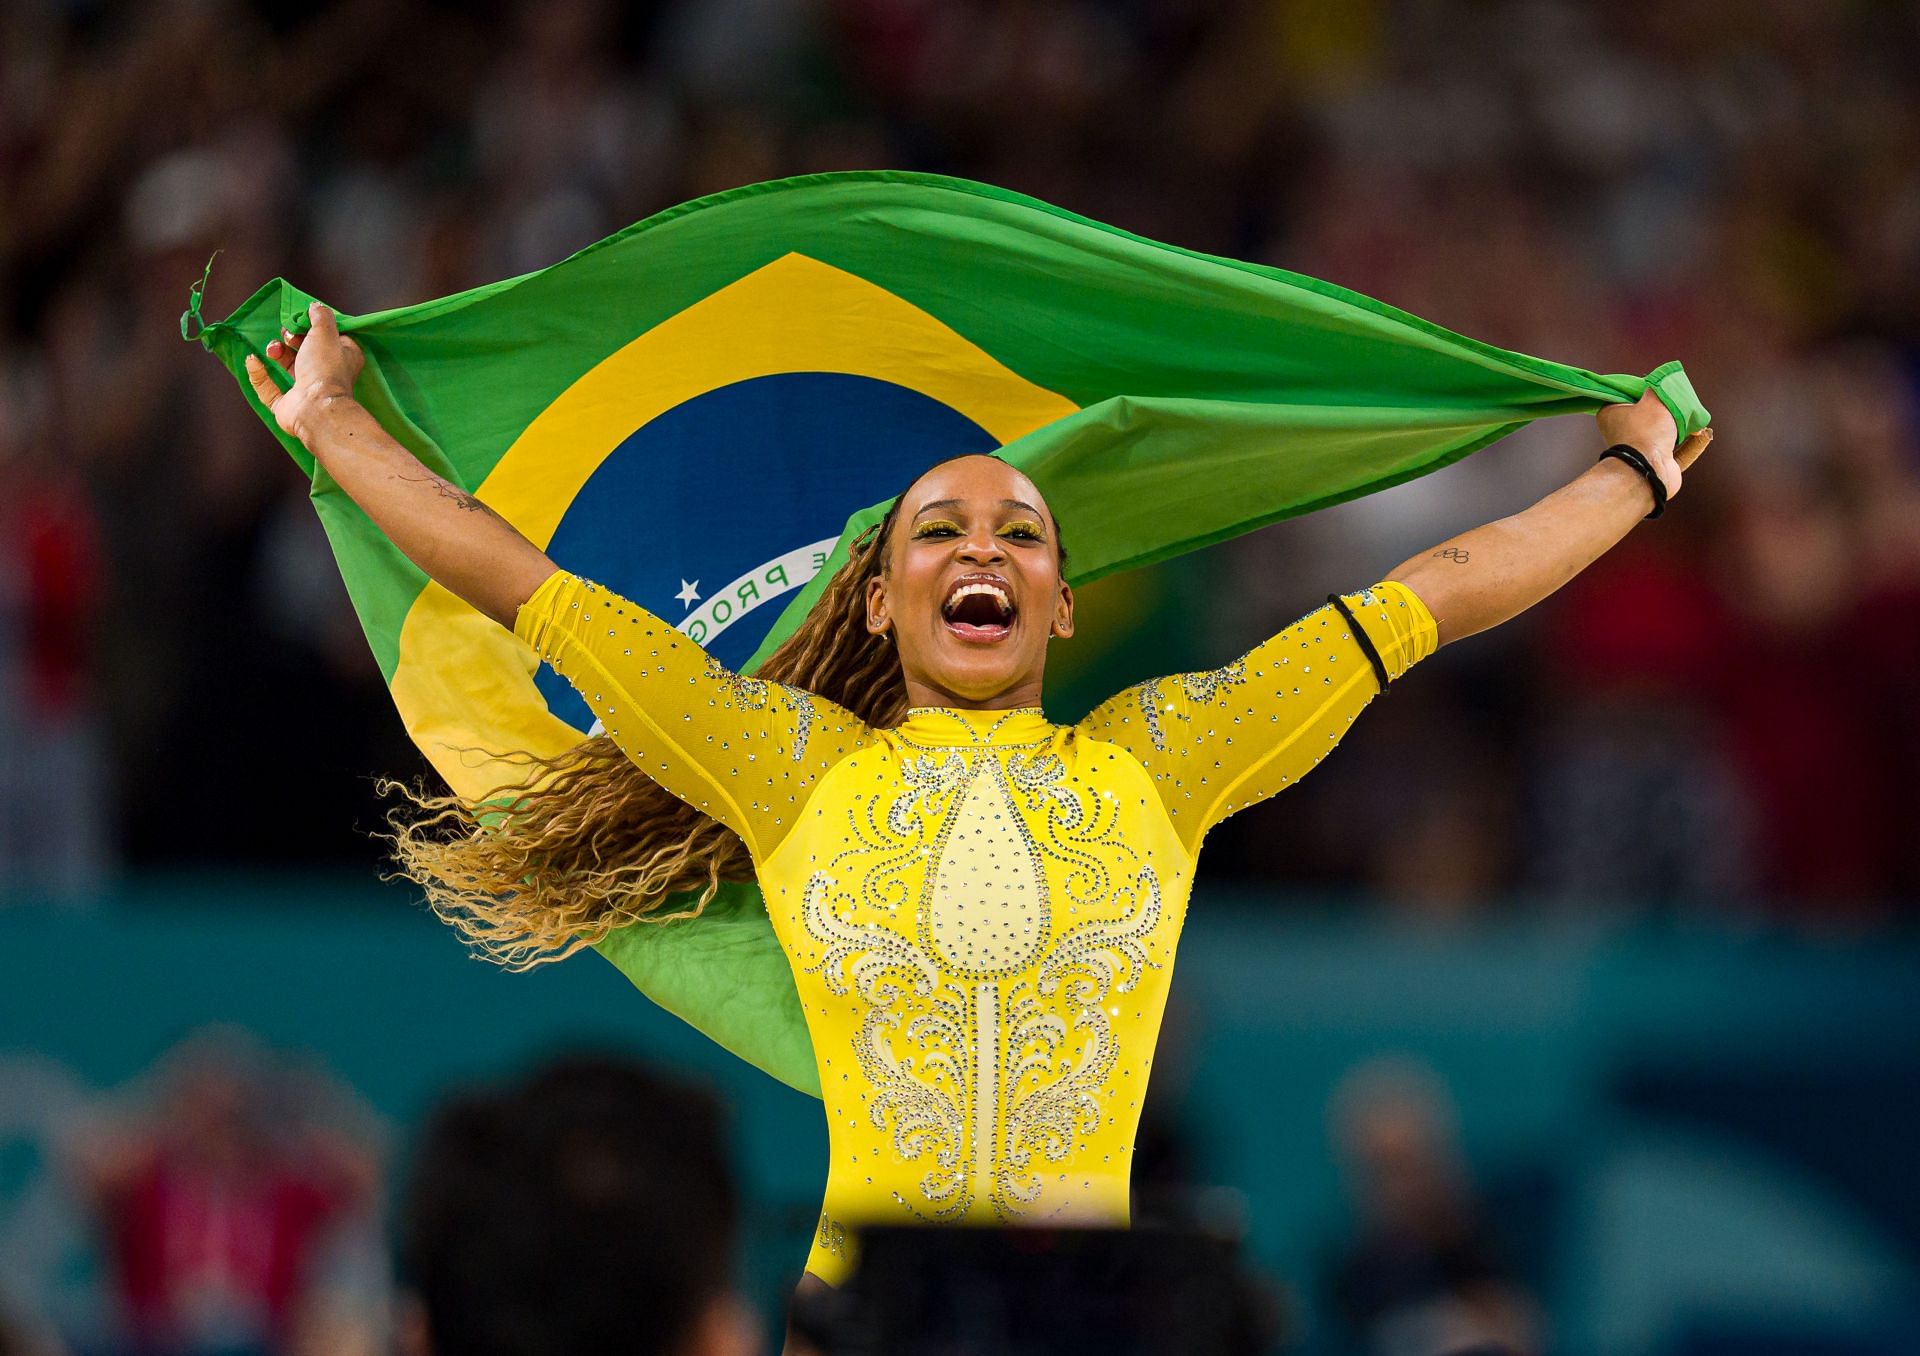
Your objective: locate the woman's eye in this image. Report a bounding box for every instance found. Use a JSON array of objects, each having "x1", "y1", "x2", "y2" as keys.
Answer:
[{"x1": 912, "y1": 522, "x2": 1043, "y2": 541}]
